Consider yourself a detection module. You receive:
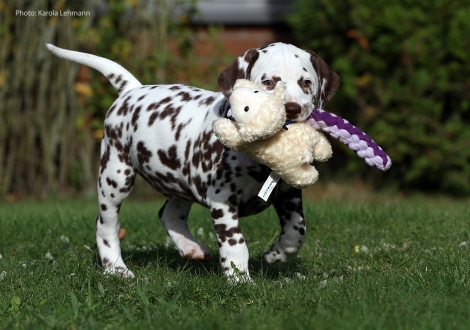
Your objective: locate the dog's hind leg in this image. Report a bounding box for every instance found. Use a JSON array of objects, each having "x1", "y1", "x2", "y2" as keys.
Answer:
[
  {"x1": 96, "y1": 140, "x2": 136, "y2": 278},
  {"x1": 158, "y1": 197, "x2": 210, "y2": 261}
]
